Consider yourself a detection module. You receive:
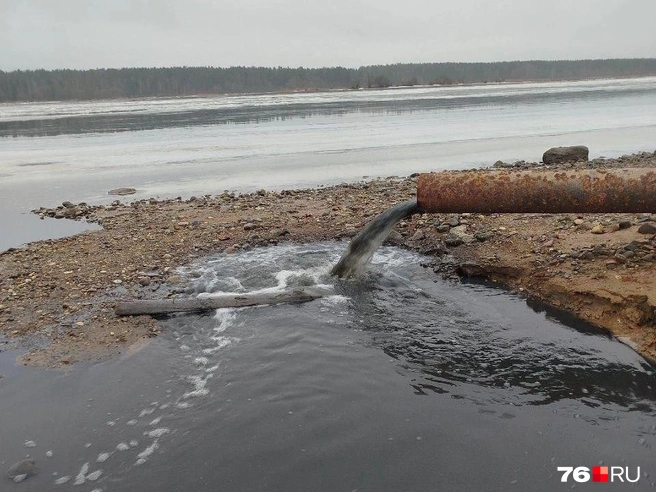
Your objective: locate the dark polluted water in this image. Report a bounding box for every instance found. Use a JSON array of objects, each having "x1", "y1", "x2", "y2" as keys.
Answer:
[{"x1": 1, "y1": 244, "x2": 655, "y2": 491}]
